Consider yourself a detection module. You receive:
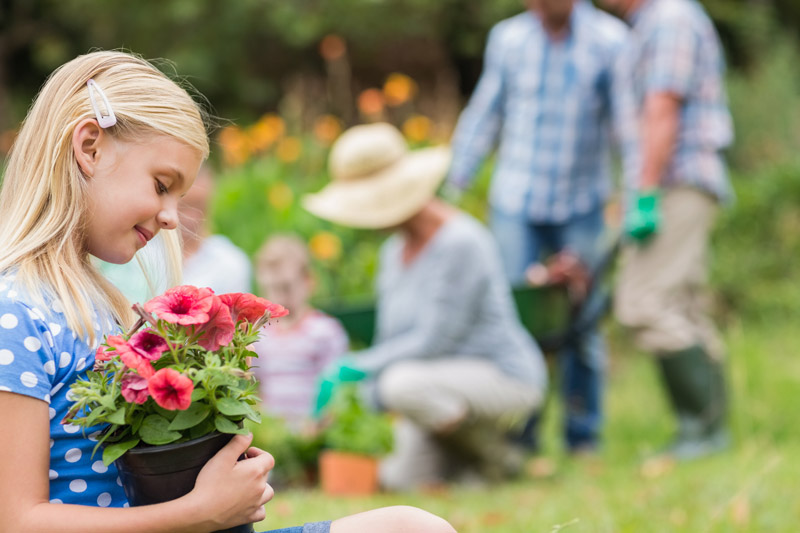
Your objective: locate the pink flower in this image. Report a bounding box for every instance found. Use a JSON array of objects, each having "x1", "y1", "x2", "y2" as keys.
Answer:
[
  {"x1": 95, "y1": 341, "x2": 116, "y2": 362},
  {"x1": 143, "y1": 285, "x2": 215, "y2": 326},
  {"x1": 219, "y1": 293, "x2": 272, "y2": 323},
  {"x1": 108, "y1": 336, "x2": 155, "y2": 379},
  {"x1": 128, "y1": 329, "x2": 169, "y2": 361},
  {"x1": 196, "y1": 295, "x2": 235, "y2": 351},
  {"x1": 120, "y1": 373, "x2": 150, "y2": 404},
  {"x1": 148, "y1": 368, "x2": 193, "y2": 410},
  {"x1": 265, "y1": 301, "x2": 289, "y2": 319}
]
